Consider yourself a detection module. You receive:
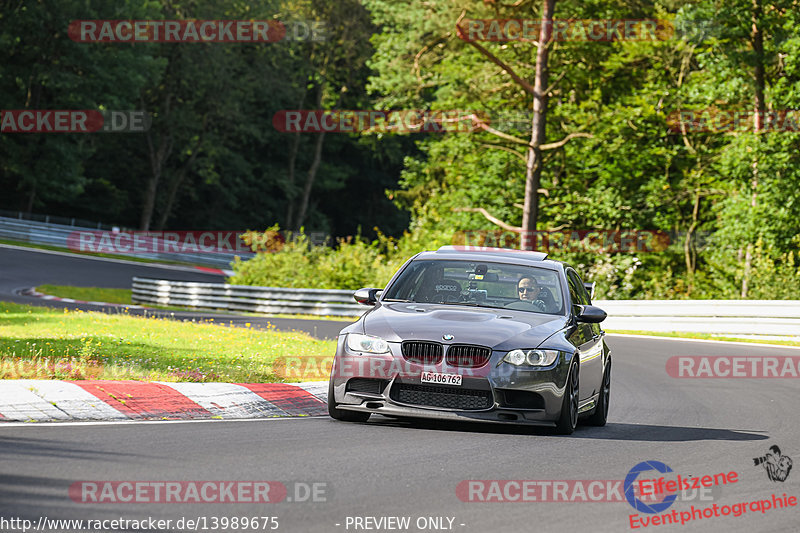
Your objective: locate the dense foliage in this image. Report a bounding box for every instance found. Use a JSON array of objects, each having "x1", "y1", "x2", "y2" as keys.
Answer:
[
  {"x1": 1, "y1": 0, "x2": 410, "y2": 237},
  {"x1": 3, "y1": 0, "x2": 799, "y2": 298}
]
